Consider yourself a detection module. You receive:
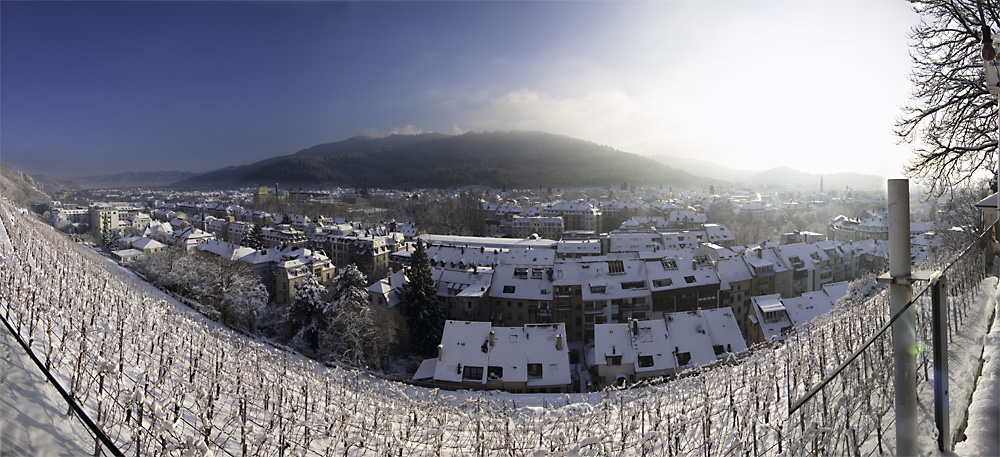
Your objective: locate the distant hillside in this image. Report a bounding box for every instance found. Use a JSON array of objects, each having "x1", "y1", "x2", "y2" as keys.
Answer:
[
  {"x1": 175, "y1": 131, "x2": 709, "y2": 189},
  {"x1": 28, "y1": 174, "x2": 79, "y2": 196},
  {"x1": 649, "y1": 154, "x2": 885, "y2": 191},
  {"x1": 0, "y1": 164, "x2": 51, "y2": 207},
  {"x1": 71, "y1": 171, "x2": 198, "y2": 189}
]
